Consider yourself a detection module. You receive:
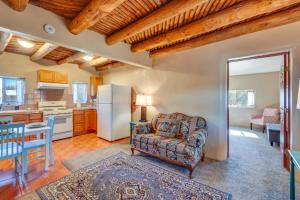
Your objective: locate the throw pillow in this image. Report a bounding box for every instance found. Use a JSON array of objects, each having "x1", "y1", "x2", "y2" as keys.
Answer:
[{"x1": 156, "y1": 119, "x2": 179, "y2": 138}]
